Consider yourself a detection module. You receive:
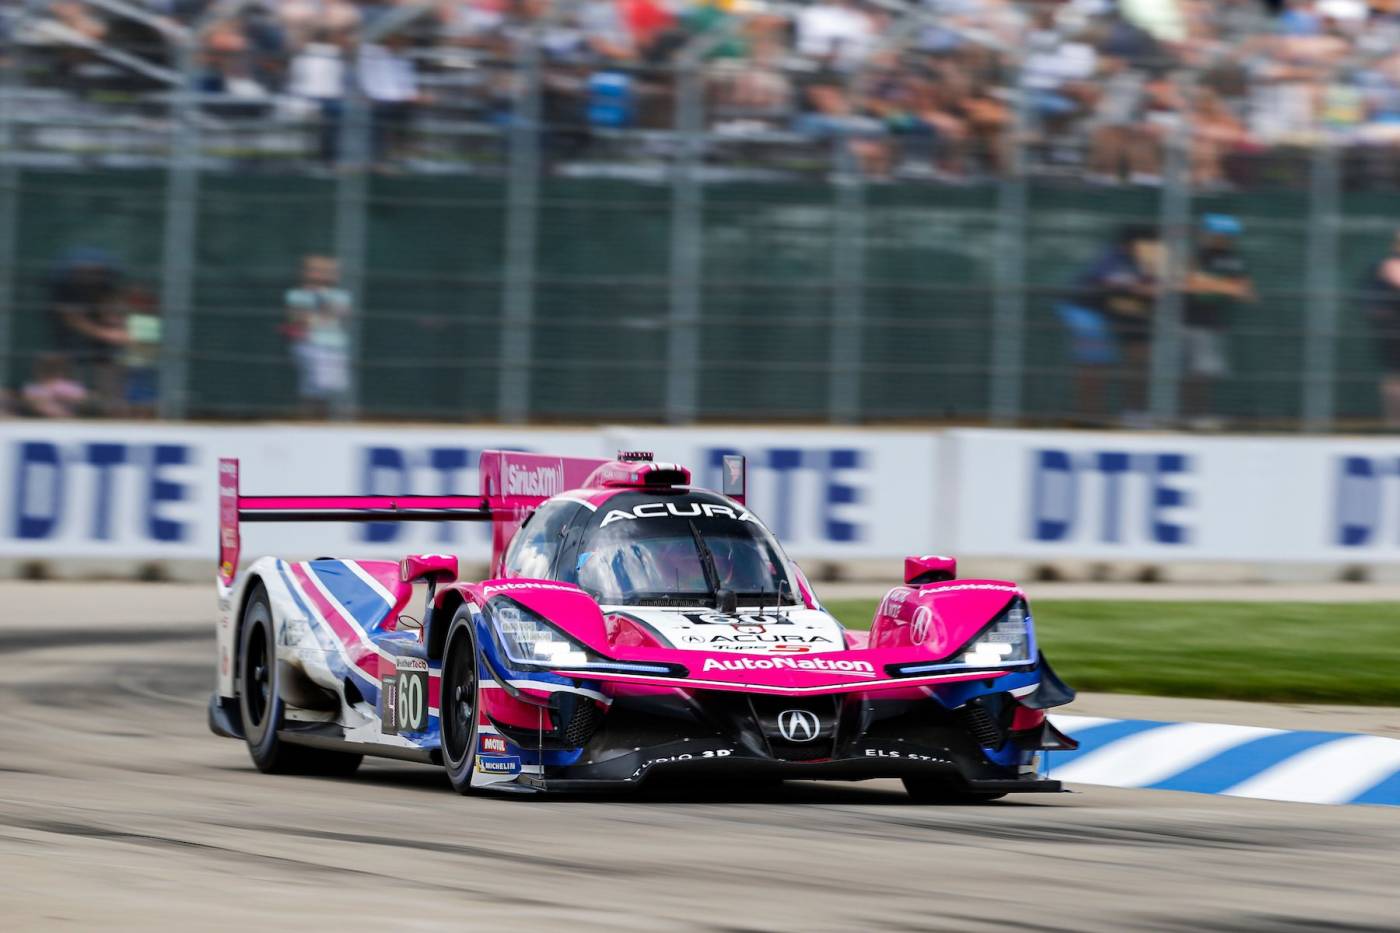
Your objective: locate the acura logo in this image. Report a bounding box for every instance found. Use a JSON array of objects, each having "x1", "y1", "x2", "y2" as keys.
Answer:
[{"x1": 777, "y1": 709, "x2": 820, "y2": 743}]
